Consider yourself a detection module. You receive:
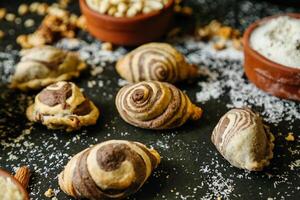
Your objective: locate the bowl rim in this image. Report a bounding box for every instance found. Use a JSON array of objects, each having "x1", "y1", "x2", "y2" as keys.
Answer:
[
  {"x1": 0, "y1": 168, "x2": 29, "y2": 200},
  {"x1": 80, "y1": 0, "x2": 175, "y2": 22},
  {"x1": 243, "y1": 13, "x2": 300, "y2": 73}
]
